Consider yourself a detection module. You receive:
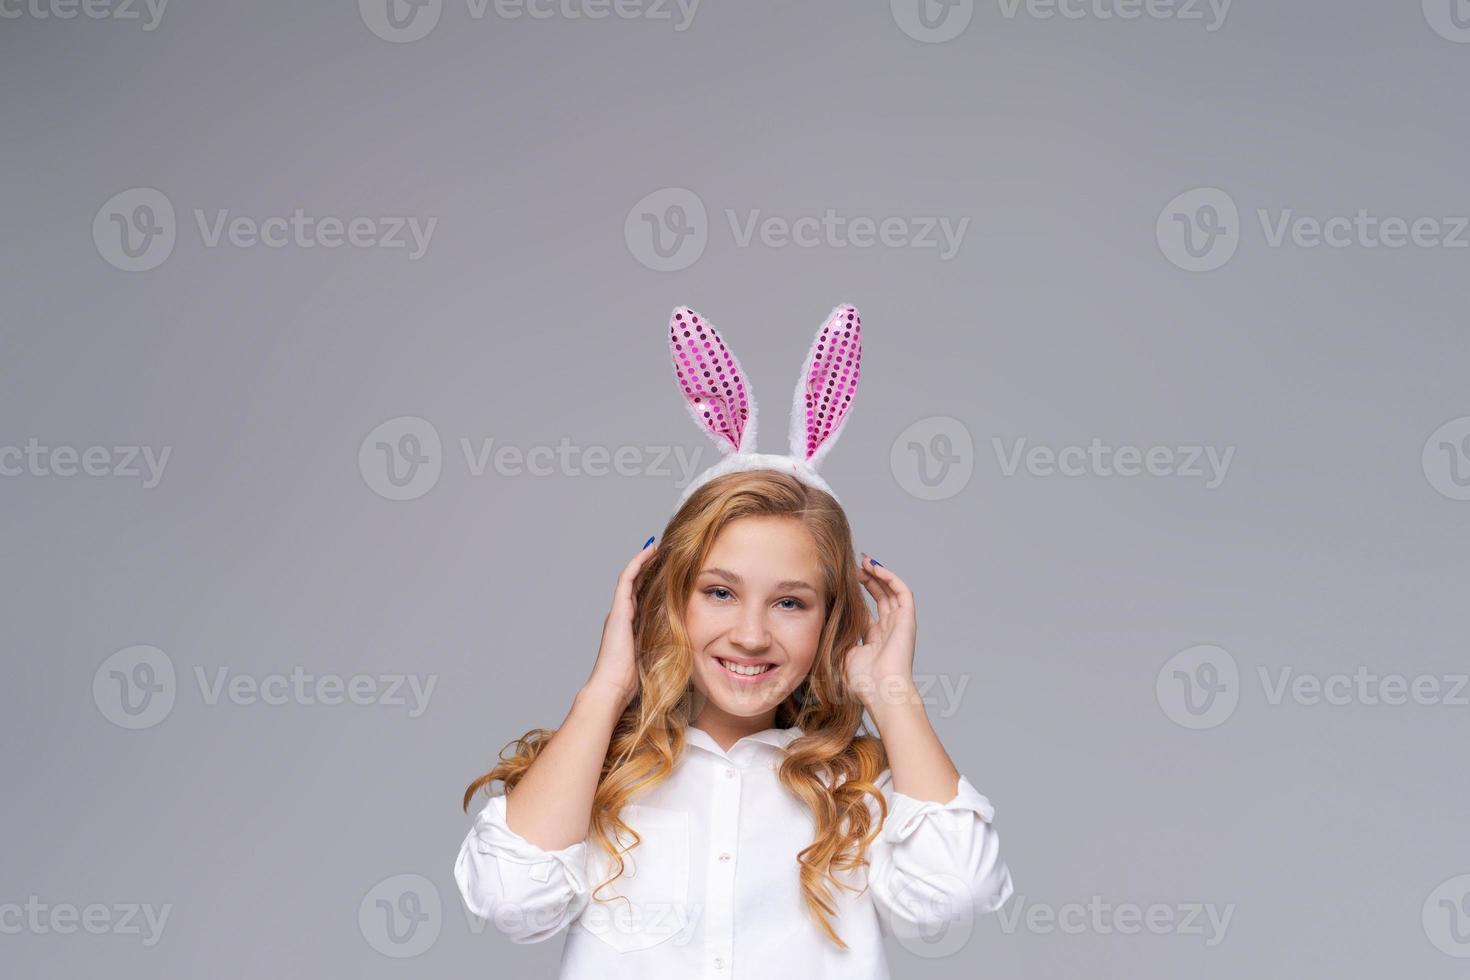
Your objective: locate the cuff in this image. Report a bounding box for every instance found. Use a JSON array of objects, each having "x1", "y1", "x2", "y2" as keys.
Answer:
[
  {"x1": 881, "y1": 774, "x2": 997, "y2": 844},
  {"x1": 473, "y1": 792, "x2": 590, "y2": 889}
]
